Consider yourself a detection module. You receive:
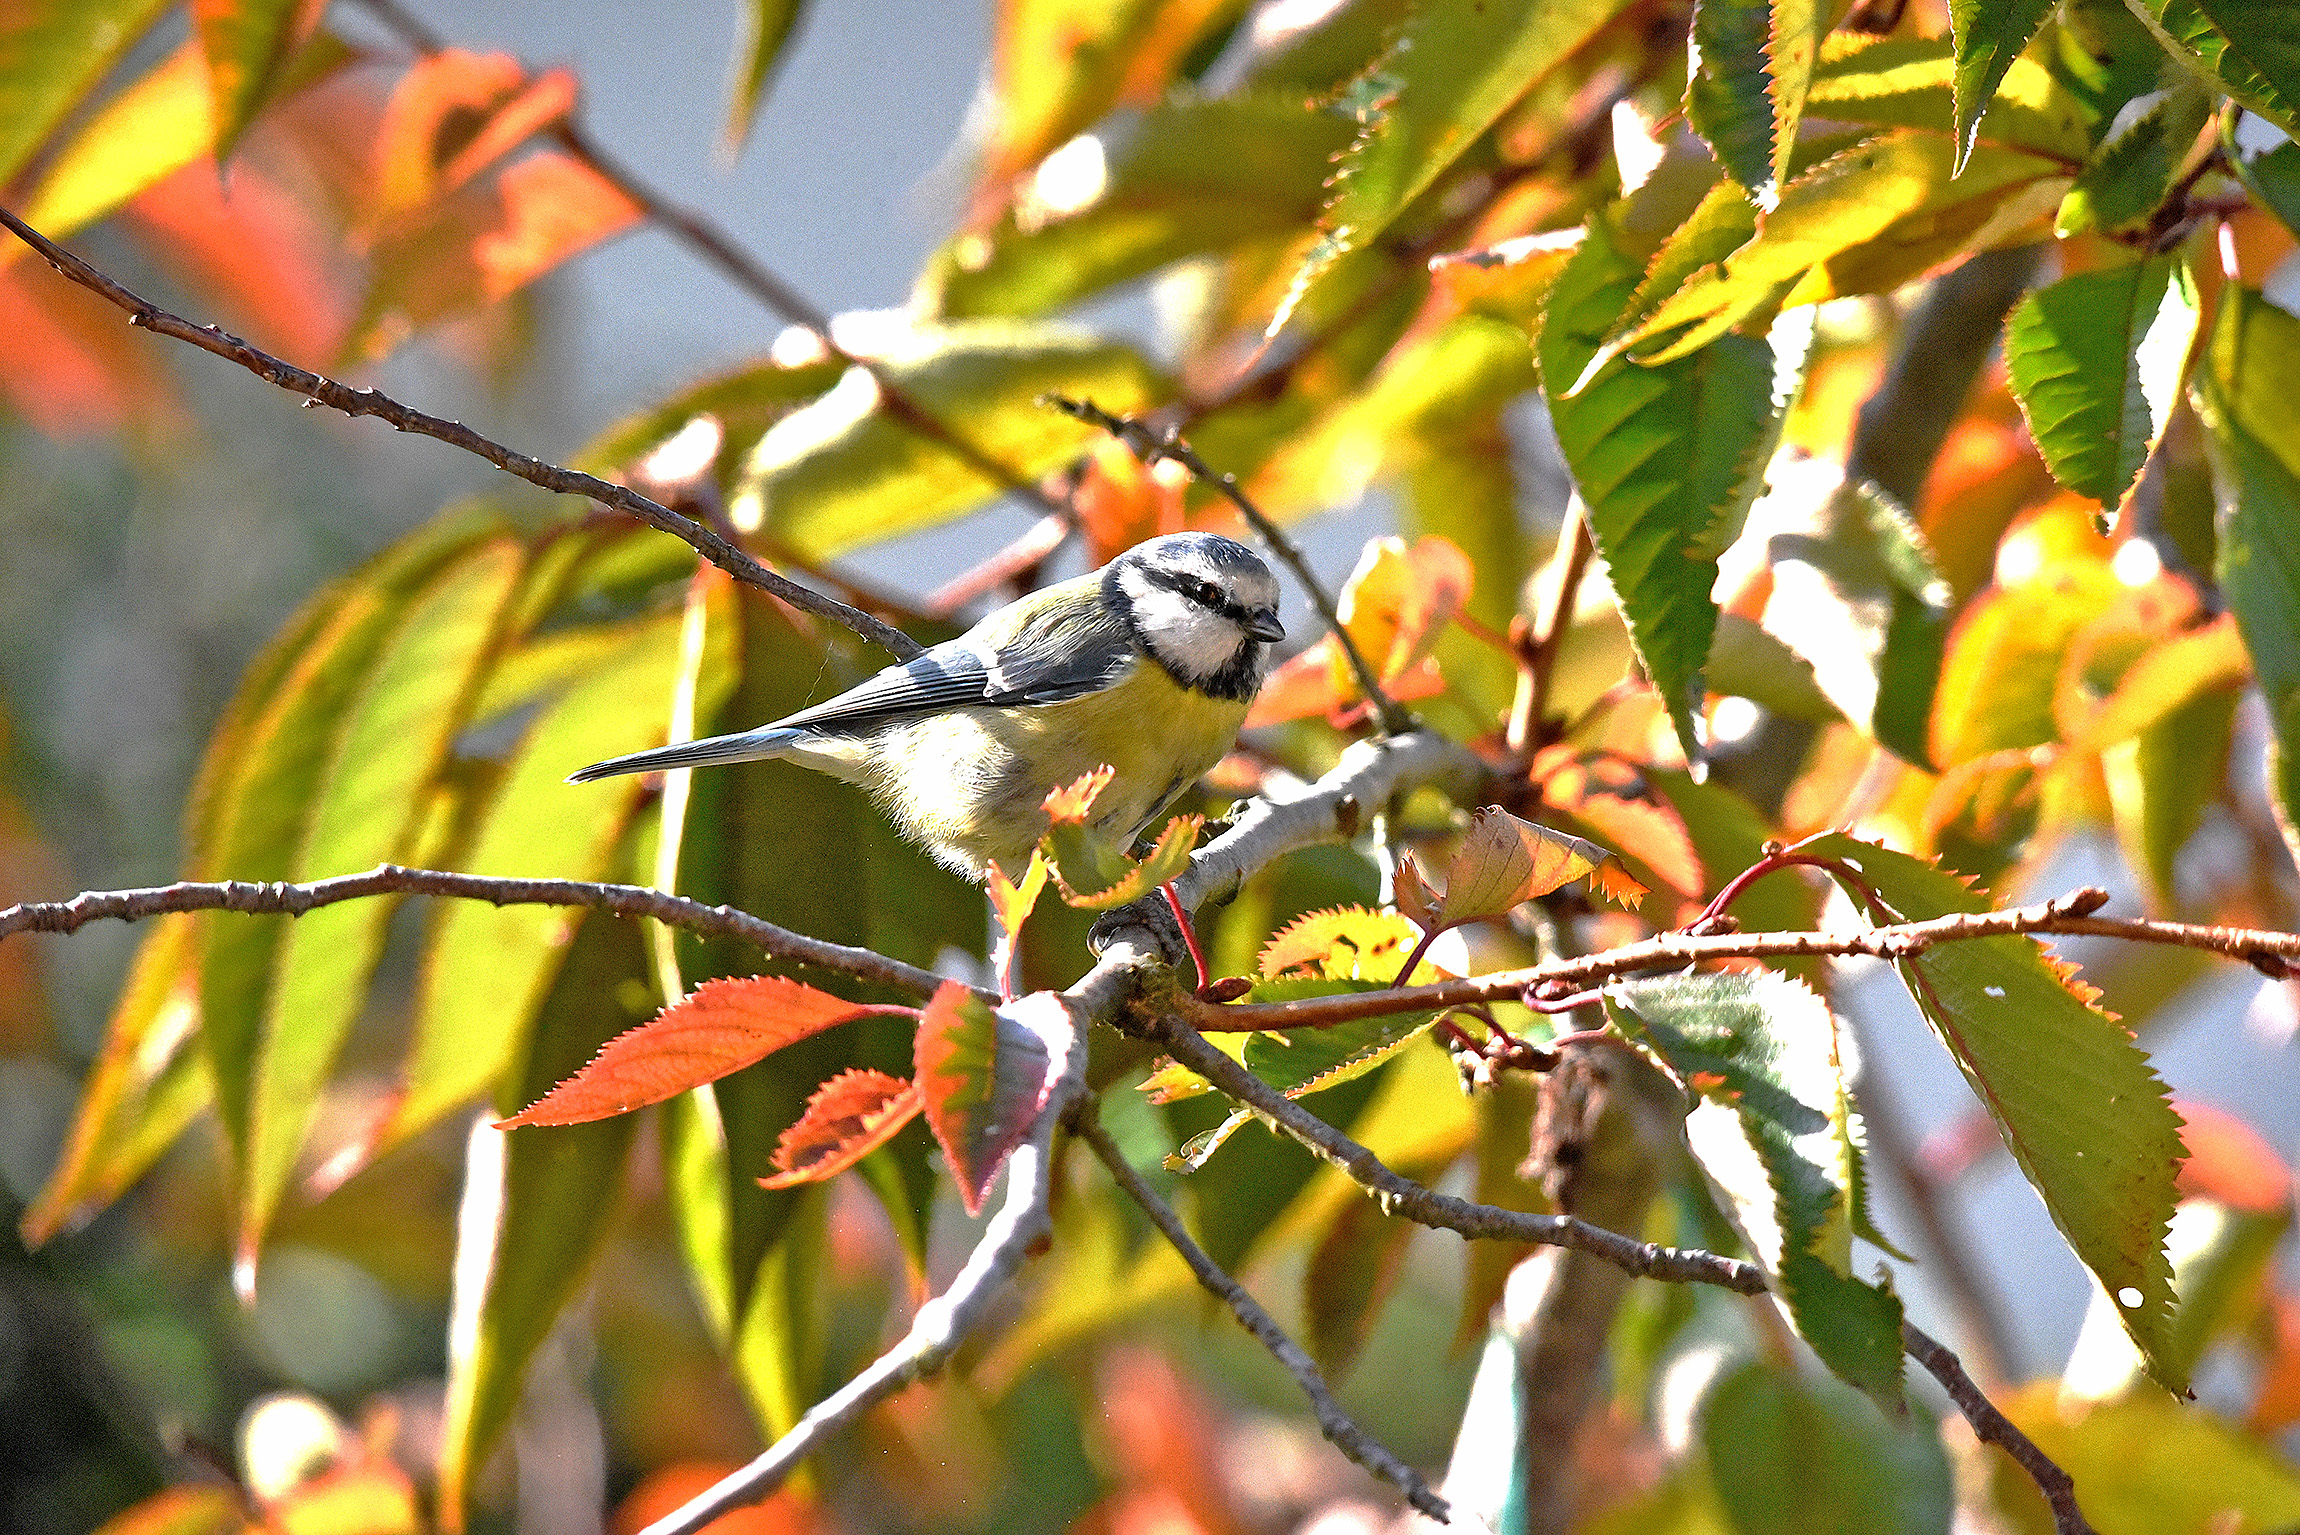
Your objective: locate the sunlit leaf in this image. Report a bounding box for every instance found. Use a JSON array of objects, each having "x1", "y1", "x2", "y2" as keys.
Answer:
[
  {"x1": 439, "y1": 915, "x2": 648, "y2": 1518},
  {"x1": 973, "y1": 0, "x2": 1164, "y2": 219},
  {"x1": 1991, "y1": 1383, "x2": 2300, "y2": 1532},
  {"x1": 760, "y1": 1069, "x2": 924, "y2": 1188},
  {"x1": 915, "y1": 985, "x2": 1077, "y2": 1215},
  {"x1": 1430, "y1": 807, "x2": 1646, "y2": 928},
  {"x1": 1807, "y1": 33, "x2": 2089, "y2": 163},
  {"x1": 724, "y1": 0, "x2": 810, "y2": 152},
  {"x1": 1949, "y1": 0, "x2": 2059, "y2": 171},
  {"x1": 2055, "y1": 81, "x2": 2214, "y2": 236},
  {"x1": 499, "y1": 975, "x2": 888, "y2": 1128},
  {"x1": 1274, "y1": 0, "x2": 1630, "y2": 337},
  {"x1": 368, "y1": 51, "x2": 578, "y2": 225},
  {"x1": 1688, "y1": 0, "x2": 1781, "y2": 204},
  {"x1": 2006, "y1": 256, "x2": 2200, "y2": 508},
  {"x1": 1240, "y1": 1008, "x2": 1436, "y2": 1099},
  {"x1": 1797, "y1": 833, "x2": 2188, "y2": 1391},
  {"x1": 1539, "y1": 208, "x2": 1788, "y2": 757},
  {"x1": 87, "y1": 1485, "x2": 245, "y2": 1535},
  {"x1": 1047, "y1": 812, "x2": 1202, "y2": 910},
  {"x1": 15, "y1": 40, "x2": 212, "y2": 249},
  {"x1": 1930, "y1": 544, "x2": 2121, "y2": 767},
  {"x1": 732, "y1": 322, "x2": 1166, "y2": 560},
  {"x1": 1607, "y1": 970, "x2": 1905, "y2": 1404},
  {"x1": 189, "y1": 0, "x2": 322, "y2": 158},
  {"x1": 1257, "y1": 905, "x2": 1432, "y2": 984},
  {"x1": 0, "y1": 0, "x2": 172, "y2": 190},
  {"x1": 2193, "y1": 283, "x2": 2300, "y2": 862},
  {"x1": 2133, "y1": 0, "x2": 2300, "y2": 140}
]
